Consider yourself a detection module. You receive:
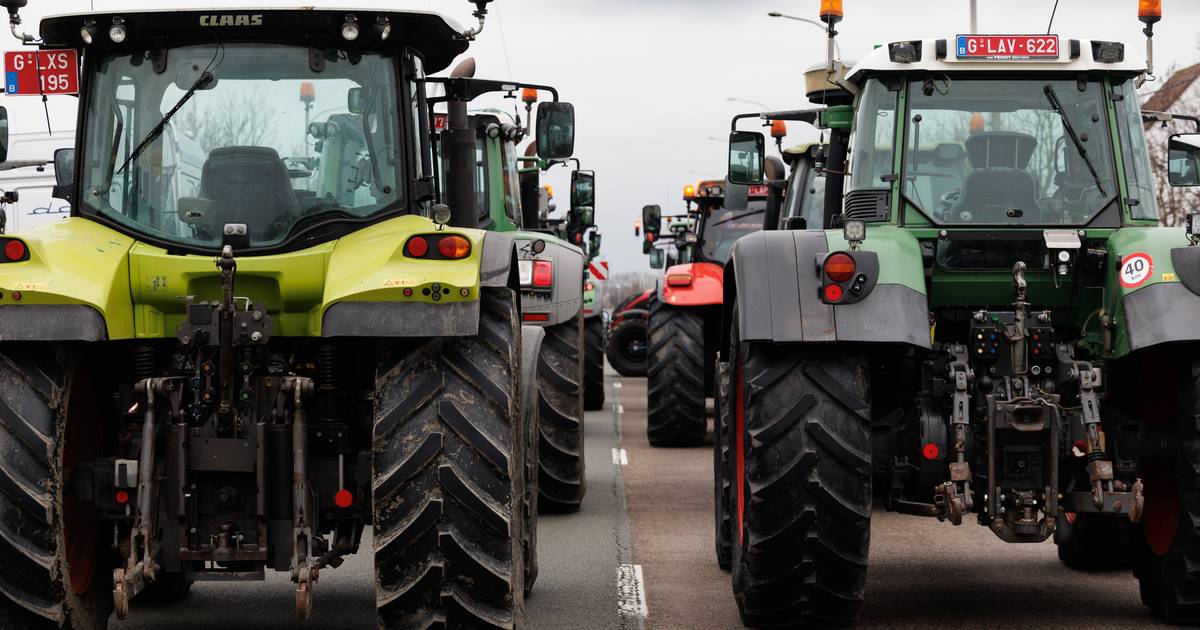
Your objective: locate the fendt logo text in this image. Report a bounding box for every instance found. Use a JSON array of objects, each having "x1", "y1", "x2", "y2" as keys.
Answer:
[{"x1": 199, "y1": 14, "x2": 264, "y2": 27}]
